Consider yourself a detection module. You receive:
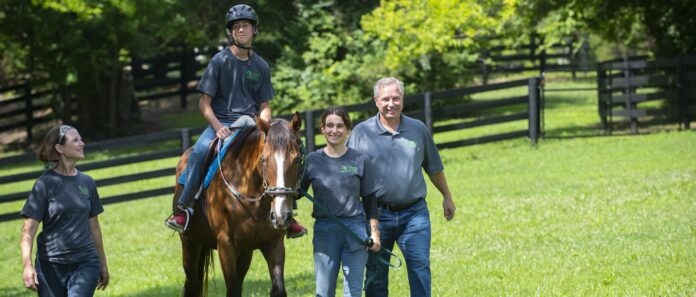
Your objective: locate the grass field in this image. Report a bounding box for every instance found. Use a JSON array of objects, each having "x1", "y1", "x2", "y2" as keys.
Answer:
[{"x1": 1, "y1": 78, "x2": 695, "y2": 296}]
